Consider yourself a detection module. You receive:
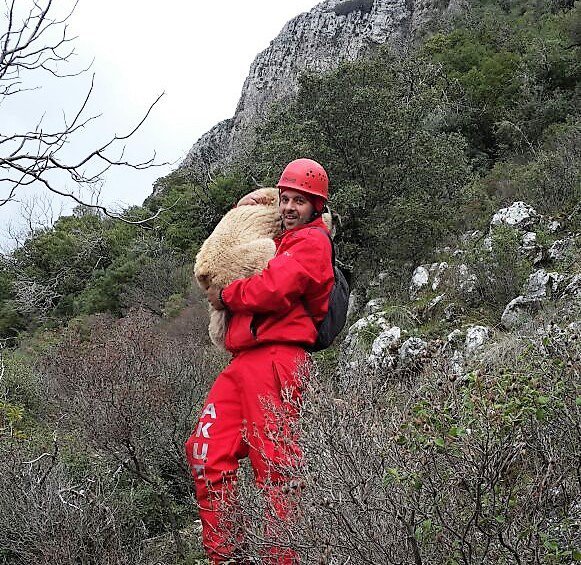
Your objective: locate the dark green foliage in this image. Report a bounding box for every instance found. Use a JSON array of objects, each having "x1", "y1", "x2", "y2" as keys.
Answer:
[
  {"x1": 145, "y1": 170, "x2": 253, "y2": 252},
  {"x1": 0, "y1": 168, "x2": 257, "y2": 332},
  {"x1": 423, "y1": 0, "x2": 580, "y2": 158},
  {"x1": 118, "y1": 249, "x2": 192, "y2": 316},
  {"x1": 511, "y1": 120, "x2": 581, "y2": 224},
  {"x1": 468, "y1": 120, "x2": 581, "y2": 231},
  {"x1": 0, "y1": 301, "x2": 23, "y2": 339},
  {"x1": 73, "y1": 254, "x2": 140, "y2": 315},
  {"x1": 465, "y1": 225, "x2": 533, "y2": 316},
  {"x1": 0, "y1": 353, "x2": 42, "y2": 420},
  {"x1": 0, "y1": 269, "x2": 12, "y2": 302},
  {"x1": 252, "y1": 51, "x2": 472, "y2": 276},
  {"x1": 0, "y1": 266, "x2": 24, "y2": 338},
  {"x1": 8, "y1": 210, "x2": 111, "y2": 319}
]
